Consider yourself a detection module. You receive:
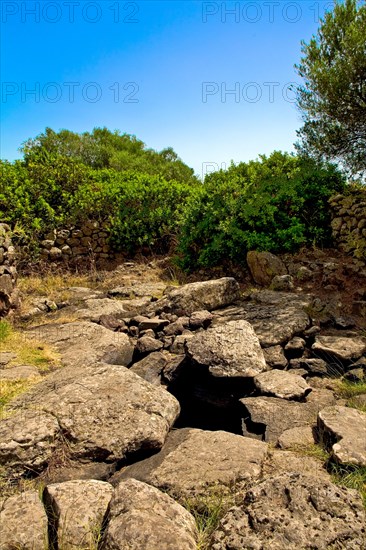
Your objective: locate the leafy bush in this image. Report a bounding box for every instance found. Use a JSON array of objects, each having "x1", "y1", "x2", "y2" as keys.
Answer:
[
  {"x1": 70, "y1": 170, "x2": 194, "y2": 254},
  {"x1": 176, "y1": 152, "x2": 346, "y2": 269}
]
